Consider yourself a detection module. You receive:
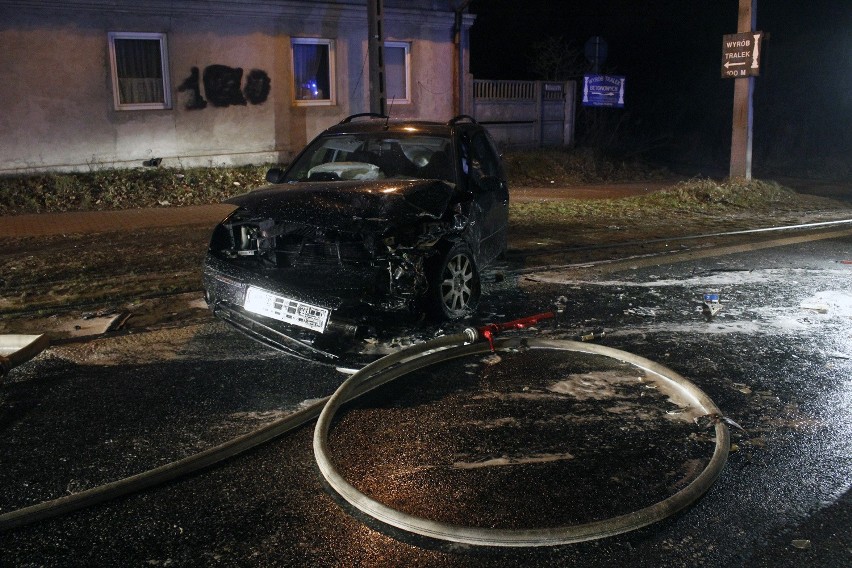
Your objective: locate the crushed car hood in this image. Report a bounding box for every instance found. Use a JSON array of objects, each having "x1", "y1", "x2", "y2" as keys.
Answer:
[{"x1": 225, "y1": 179, "x2": 457, "y2": 230}]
